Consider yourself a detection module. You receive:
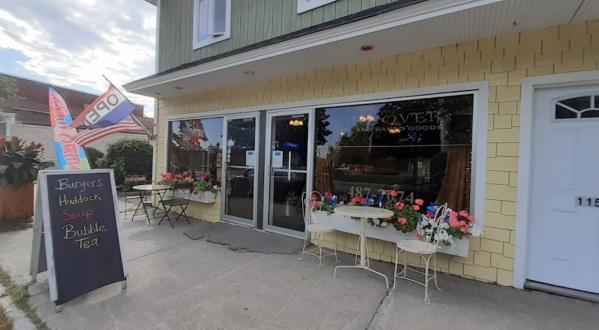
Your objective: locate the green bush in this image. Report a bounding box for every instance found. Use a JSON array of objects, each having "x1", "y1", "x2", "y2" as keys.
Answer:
[
  {"x1": 97, "y1": 138, "x2": 152, "y2": 184},
  {"x1": 84, "y1": 147, "x2": 104, "y2": 169}
]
